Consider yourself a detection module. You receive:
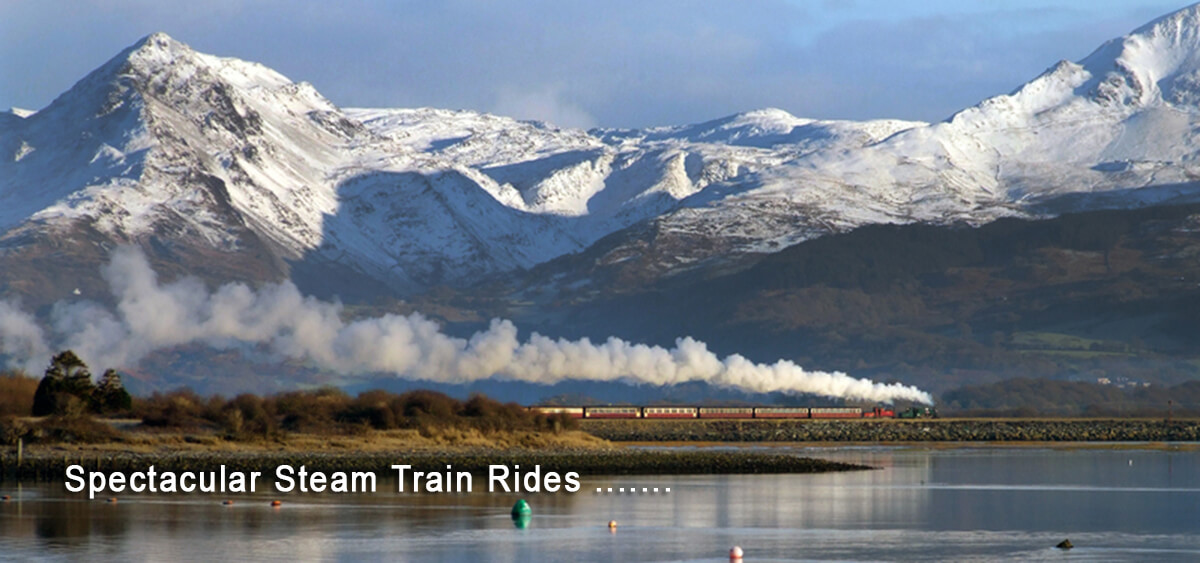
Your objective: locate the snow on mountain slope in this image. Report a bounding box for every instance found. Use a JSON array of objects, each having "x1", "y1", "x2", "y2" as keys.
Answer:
[
  {"x1": 586, "y1": 3, "x2": 1200, "y2": 278},
  {"x1": 1, "y1": 31, "x2": 879, "y2": 293},
  {"x1": 341, "y1": 103, "x2": 907, "y2": 271},
  {"x1": 6, "y1": 4, "x2": 1200, "y2": 300},
  {"x1": 865, "y1": 4, "x2": 1200, "y2": 206},
  {"x1": 0, "y1": 32, "x2": 352, "y2": 251}
]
